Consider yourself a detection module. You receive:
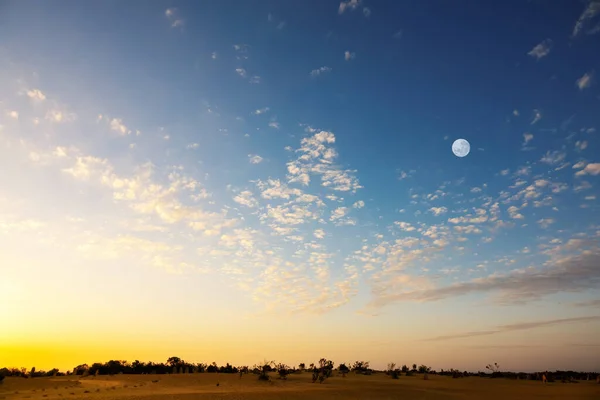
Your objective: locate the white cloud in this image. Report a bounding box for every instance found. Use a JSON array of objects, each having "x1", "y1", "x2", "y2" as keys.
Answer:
[
  {"x1": 233, "y1": 191, "x2": 258, "y2": 208},
  {"x1": 235, "y1": 68, "x2": 247, "y2": 78},
  {"x1": 253, "y1": 107, "x2": 270, "y2": 115},
  {"x1": 572, "y1": 1, "x2": 600, "y2": 37},
  {"x1": 46, "y1": 109, "x2": 76, "y2": 123},
  {"x1": 531, "y1": 109, "x2": 542, "y2": 125},
  {"x1": 353, "y1": 200, "x2": 365, "y2": 209},
  {"x1": 165, "y1": 8, "x2": 184, "y2": 28},
  {"x1": 314, "y1": 229, "x2": 326, "y2": 239},
  {"x1": 575, "y1": 140, "x2": 588, "y2": 151},
  {"x1": 344, "y1": 51, "x2": 356, "y2": 61},
  {"x1": 310, "y1": 66, "x2": 332, "y2": 77},
  {"x1": 249, "y1": 76, "x2": 261, "y2": 84},
  {"x1": 186, "y1": 143, "x2": 199, "y2": 150},
  {"x1": 523, "y1": 133, "x2": 534, "y2": 145},
  {"x1": 540, "y1": 150, "x2": 566, "y2": 165},
  {"x1": 429, "y1": 207, "x2": 447, "y2": 216},
  {"x1": 26, "y1": 88, "x2": 46, "y2": 101},
  {"x1": 268, "y1": 121, "x2": 280, "y2": 129},
  {"x1": 249, "y1": 154, "x2": 263, "y2": 164},
  {"x1": 7, "y1": 110, "x2": 18, "y2": 119},
  {"x1": 513, "y1": 109, "x2": 519, "y2": 116},
  {"x1": 575, "y1": 163, "x2": 600, "y2": 176},
  {"x1": 527, "y1": 39, "x2": 552, "y2": 59},
  {"x1": 537, "y1": 218, "x2": 555, "y2": 229},
  {"x1": 109, "y1": 118, "x2": 130, "y2": 135},
  {"x1": 338, "y1": 0, "x2": 361, "y2": 14},
  {"x1": 211, "y1": 52, "x2": 217, "y2": 60},
  {"x1": 576, "y1": 71, "x2": 594, "y2": 90}
]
